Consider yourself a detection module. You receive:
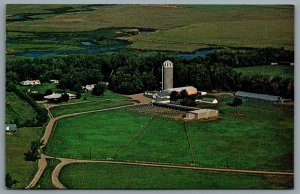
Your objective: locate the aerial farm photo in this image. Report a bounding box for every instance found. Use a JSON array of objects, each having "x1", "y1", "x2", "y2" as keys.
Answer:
[{"x1": 5, "y1": 4, "x2": 294, "y2": 189}]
